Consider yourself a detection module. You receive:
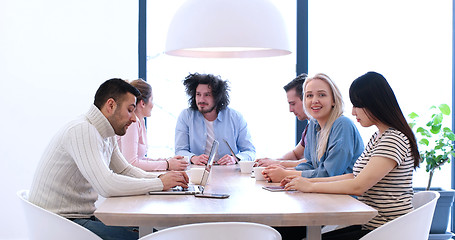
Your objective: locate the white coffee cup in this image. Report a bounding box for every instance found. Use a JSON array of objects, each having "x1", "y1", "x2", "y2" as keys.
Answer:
[
  {"x1": 189, "y1": 167, "x2": 205, "y2": 184},
  {"x1": 182, "y1": 156, "x2": 190, "y2": 170},
  {"x1": 253, "y1": 167, "x2": 266, "y2": 181},
  {"x1": 239, "y1": 161, "x2": 255, "y2": 174},
  {"x1": 239, "y1": 161, "x2": 255, "y2": 173}
]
